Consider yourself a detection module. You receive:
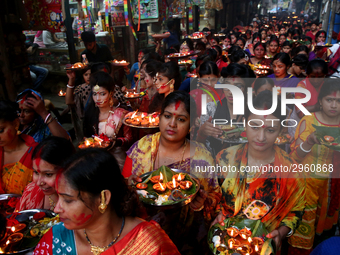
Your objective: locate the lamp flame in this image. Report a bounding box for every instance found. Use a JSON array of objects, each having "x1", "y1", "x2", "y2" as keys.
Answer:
[
  {"x1": 160, "y1": 172, "x2": 163, "y2": 181},
  {"x1": 248, "y1": 237, "x2": 252, "y2": 243},
  {"x1": 11, "y1": 226, "x2": 15, "y2": 232},
  {"x1": 255, "y1": 245, "x2": 259, "y2": 252},
  {"x1": 159, "y1": 182, "x2": 165, "y2": 190},
  {"x1": 172, "y1": 177, "x2": 176, "y2": 187},
  {"x1": 85, "y1": 140, "x2": 91, "y2": 146},
  {"x1": 186, "y1": 182, "x2": 189, "y2": 188}
]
